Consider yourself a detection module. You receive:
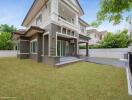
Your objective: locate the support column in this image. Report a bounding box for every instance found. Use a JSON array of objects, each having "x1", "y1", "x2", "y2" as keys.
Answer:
[
  {"x1": 37, "y1": 33, "x2": 43, "y2": 62},
  {"x1": 75, "y1": 14, "x2": 79, "y2": 26},
  {"x1": 18, "y1": 36, "x2": 30, "y2": 59},
  {"x1": 50, "y1": 24, "x2": 58, "y2": 56},
  {"x1": 86, "y1": 42, "x2": 89, "y2": 57},
  {"x1": 50, "y1": 0, "x2": 59, "y2": 22},
  {"x1": 75, "y1": 39, "x2": 78, "y2": 56}
]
